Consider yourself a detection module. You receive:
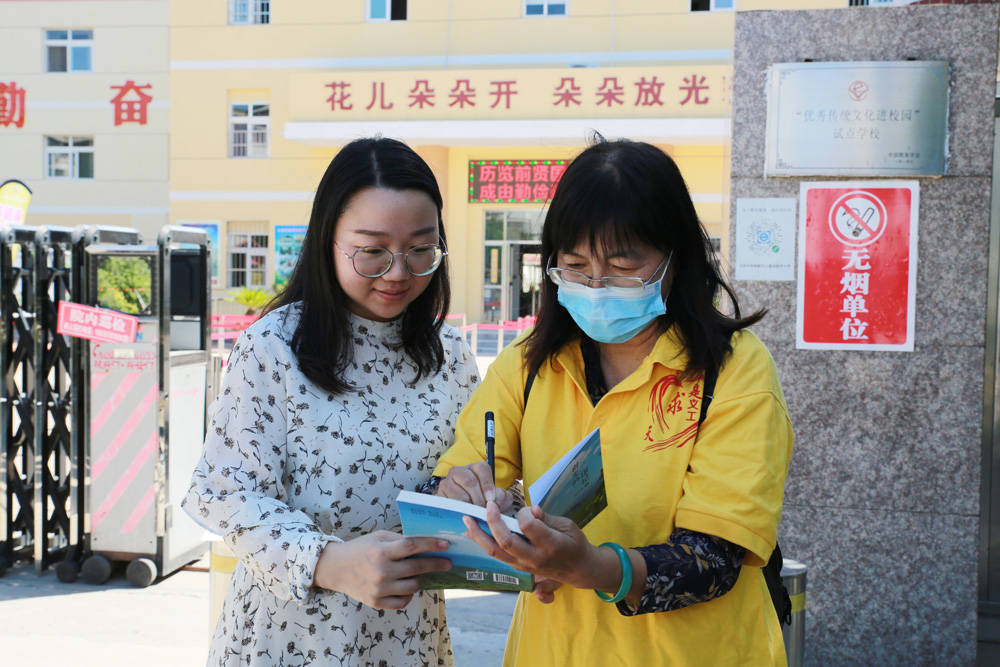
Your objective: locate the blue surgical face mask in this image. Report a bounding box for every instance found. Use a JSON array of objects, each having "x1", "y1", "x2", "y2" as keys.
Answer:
[{"x1": 554, "y1": 254, "x2": 671, "y2": 344}]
